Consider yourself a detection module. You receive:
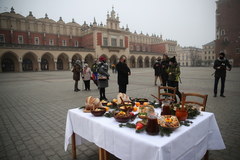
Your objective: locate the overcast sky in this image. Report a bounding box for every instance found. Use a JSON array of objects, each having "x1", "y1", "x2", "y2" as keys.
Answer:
[{"x1": 0, "y1": 0, "x2": 217, "y2": 48}]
